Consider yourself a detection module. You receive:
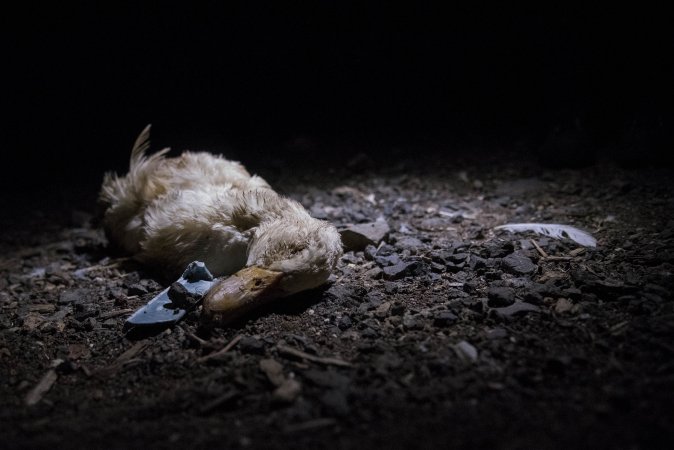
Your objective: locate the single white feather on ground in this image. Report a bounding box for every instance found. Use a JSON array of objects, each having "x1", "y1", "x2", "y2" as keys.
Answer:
[{"x1": 494, "y1": 223, "x2": 597, "y2": 247}]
